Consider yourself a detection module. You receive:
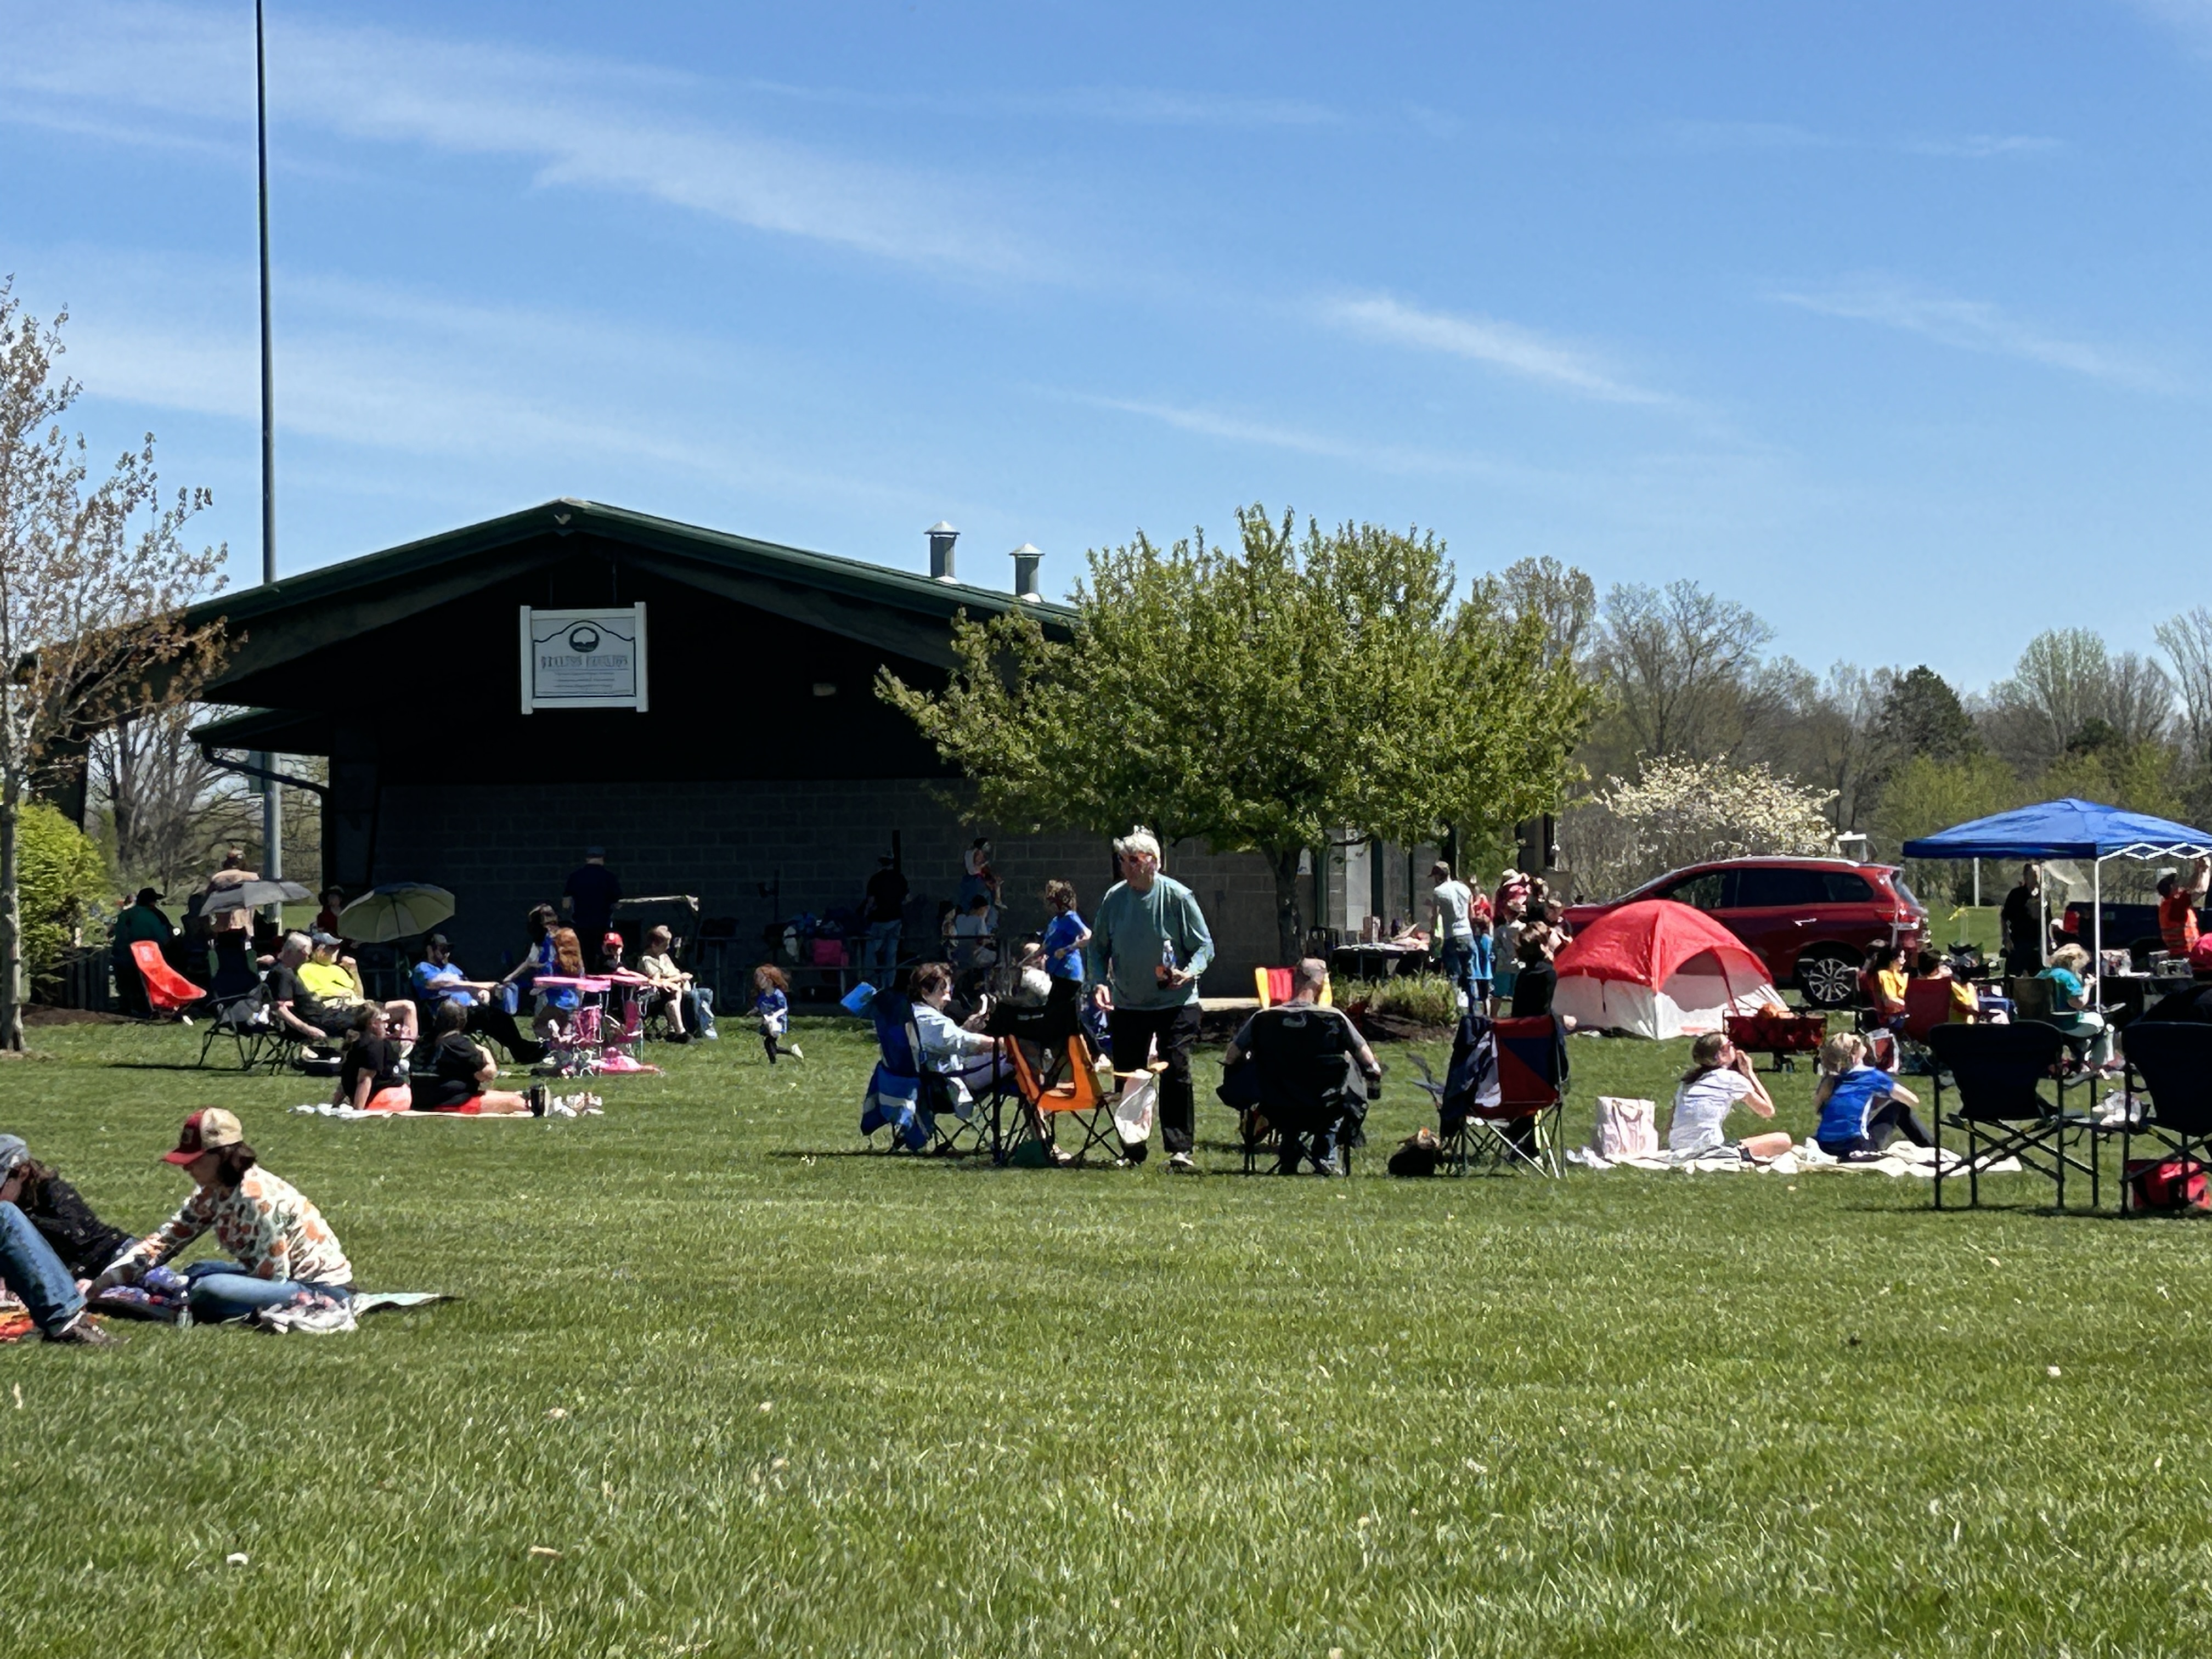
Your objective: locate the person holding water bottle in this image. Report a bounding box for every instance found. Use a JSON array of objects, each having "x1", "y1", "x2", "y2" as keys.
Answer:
[{"x1": 1087, "y1": 827, "x2": 1215, "y2": 1172}]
